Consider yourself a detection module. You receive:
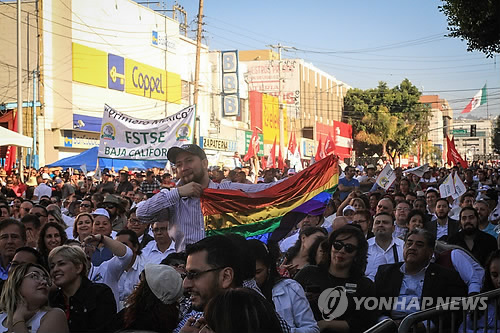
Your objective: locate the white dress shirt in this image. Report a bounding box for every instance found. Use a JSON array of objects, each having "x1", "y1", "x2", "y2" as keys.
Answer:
[
  {"x1": 142, "y1": 240, "x2": 176, "y2": 265},
  {"x1": 118, "y1": 253, "x2": 146, "y2": 311},
  {"x1": 365, "y1": 236, "x2": 404, "y2": 281}
]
